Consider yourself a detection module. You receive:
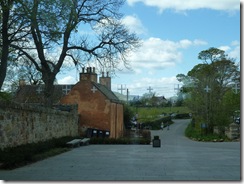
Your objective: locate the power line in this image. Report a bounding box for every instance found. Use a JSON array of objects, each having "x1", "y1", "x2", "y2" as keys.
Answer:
[
  {"x1": 147, "y1": 86, "x2": 153, "y2": 93},
  {"x1": 117, "y1": 84, "x2": 126, "y2": 94},
  {"x1": 174, "y1": 84, "x2": 180, "y2": 93},
  {"x1": 233, "y1": 80, "x2": 240, "y2": 94}
]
